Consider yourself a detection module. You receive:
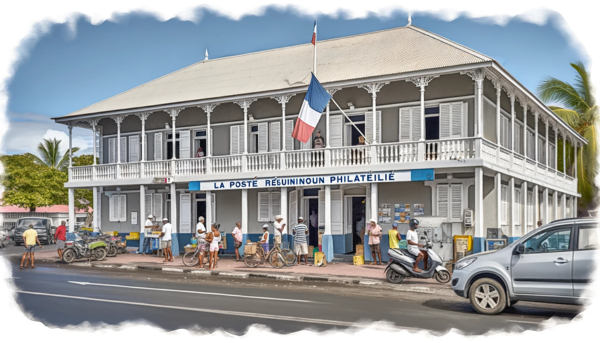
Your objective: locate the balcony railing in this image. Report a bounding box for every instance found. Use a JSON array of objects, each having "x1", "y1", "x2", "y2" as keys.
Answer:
[{"x1": 67, "y1": 137, "x2": 577, "y2": 191}]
